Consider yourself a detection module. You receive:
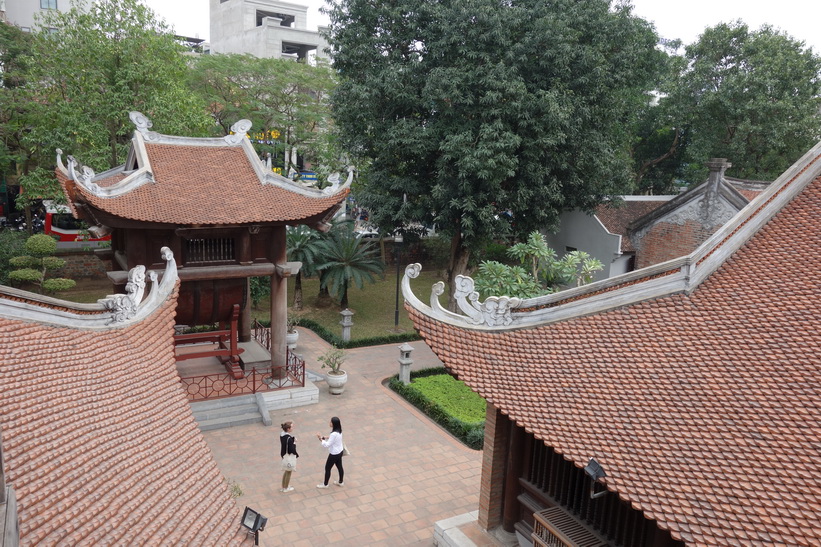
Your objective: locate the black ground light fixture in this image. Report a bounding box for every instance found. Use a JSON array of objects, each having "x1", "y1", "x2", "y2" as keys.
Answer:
[
  {"x1": 241, "y1": 506, "x2": 268, "y2": 545},
  {"x1": 584, "y1": 457, "x2": 608, "y2": 499}
]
